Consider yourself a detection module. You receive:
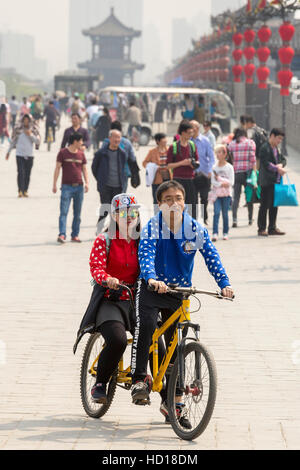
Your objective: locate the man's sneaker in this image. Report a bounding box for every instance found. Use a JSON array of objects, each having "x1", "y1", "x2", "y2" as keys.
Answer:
[
  {"x1": 18, "y1": 191, "x2": 24, "y2": 198},
  {"x1": 159, "y1": 401, "x2": 192, "y2": 430},
  {"x1": 232, "y1": 221, "x2": 237, "y2": 228},
  {"x1": 57, "y1": 235, "x2": 66, "y2": 244},
  {"x1": 71, "y1": 237, "x2": 82, "y2": 243},
  {"x1": 212, "y1": 234, "x2": 218, "y2": 242},
  {"x1": 131, "y1": 376, "x2": 152, "y2": 405},
  {"x1": 23, "y1": 191, "x2": 29, "y2": 198},
  {"x1": 223, "y1": 234, "x2": 229, "y2": 241},
  {"x1": 91, "y1": 383, "x2": 108, "y2": 404}
]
